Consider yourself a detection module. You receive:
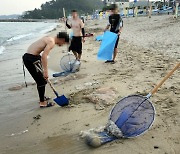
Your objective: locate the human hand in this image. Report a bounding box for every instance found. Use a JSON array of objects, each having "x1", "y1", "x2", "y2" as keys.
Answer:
[
  {"x1": 118, "y1": 31, "x2": 121, "y2": 35},
  {"x1": 63, "y1": 17, "x2": 67, "y2": 22},
  {"x1": 82, "y1": 38, "x2": 85, "y2": 43},
  {"x1": 43, "y1": 70, "x2": 49, "y2": 80}
]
